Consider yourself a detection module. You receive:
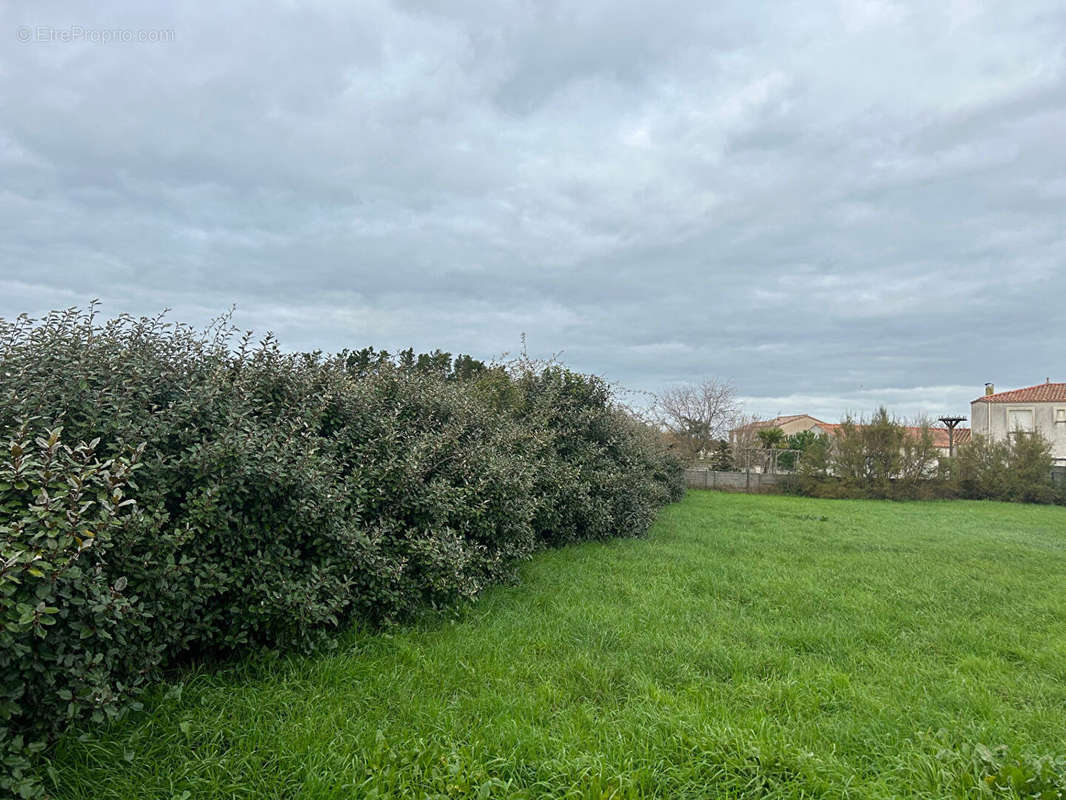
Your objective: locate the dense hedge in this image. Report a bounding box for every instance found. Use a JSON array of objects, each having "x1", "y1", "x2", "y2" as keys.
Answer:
[
  {"x1": 780, "y1": 408, "x2": 1063, "y2": 503},
  {"x1": 0, "y1": 307, "x2": 683, "y2": 796}
]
